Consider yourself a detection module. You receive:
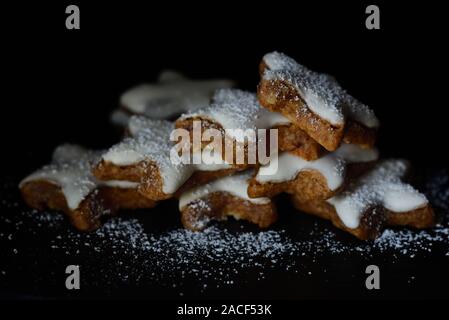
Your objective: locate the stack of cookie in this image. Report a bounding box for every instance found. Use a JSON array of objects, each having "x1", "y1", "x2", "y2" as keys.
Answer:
[
  {"x1": 19, "y1": 52, "x2": 434, "y2": 240},
  {"x1": 253, "y1": 52, "x2": 434, "y2": 239}
]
